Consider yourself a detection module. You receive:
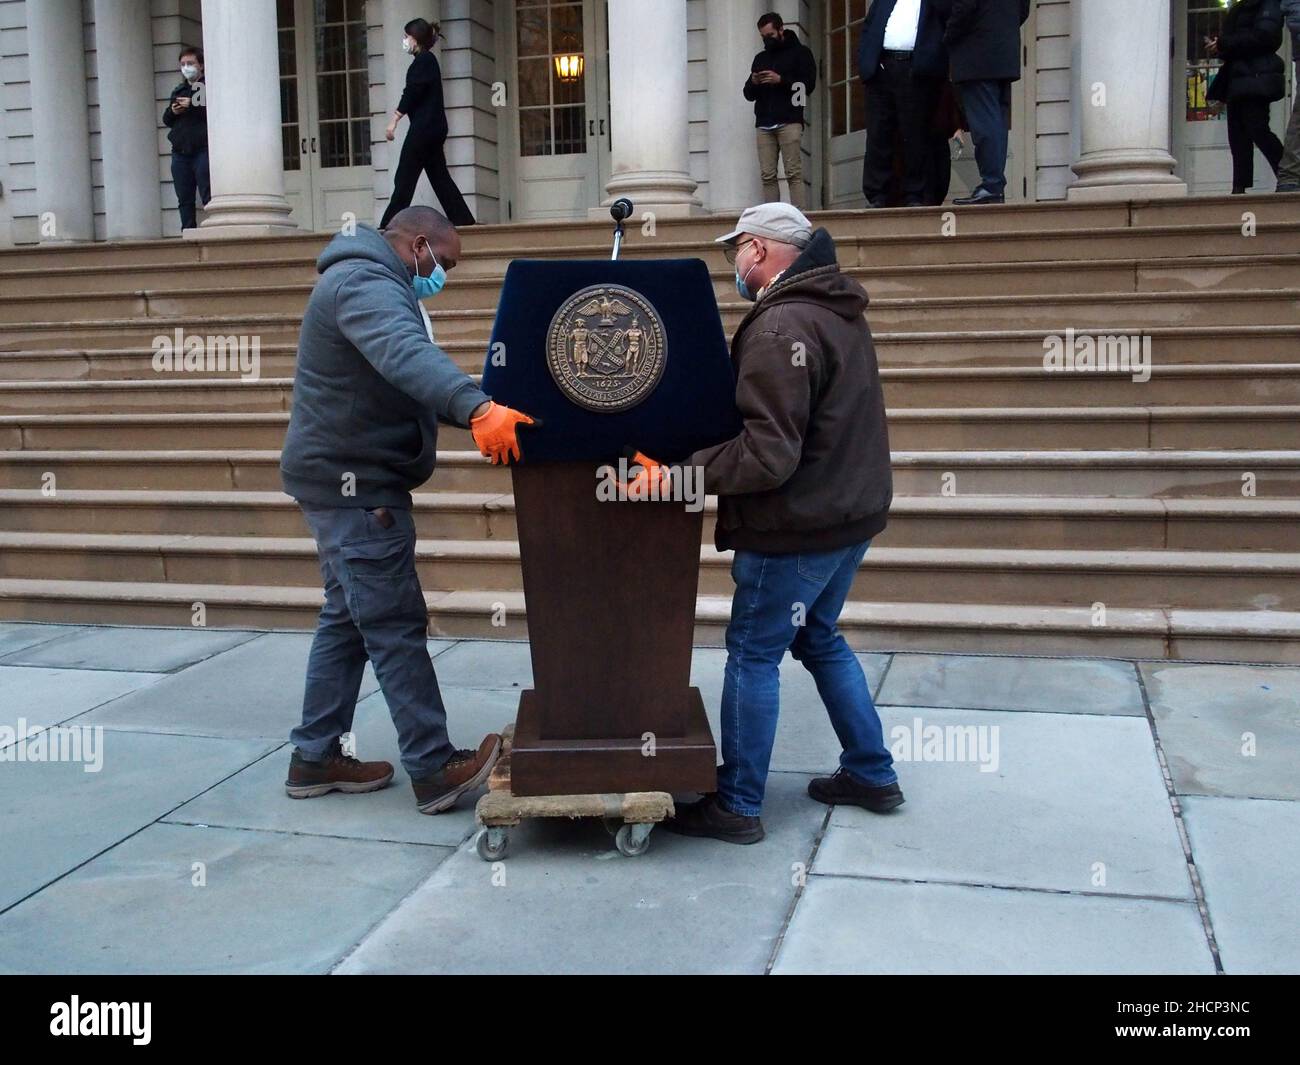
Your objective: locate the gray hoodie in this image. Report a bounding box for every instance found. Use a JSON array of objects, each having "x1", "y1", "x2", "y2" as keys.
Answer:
[{"x1": 280, "y1": 225, "x2": 490, "y2": 508}]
